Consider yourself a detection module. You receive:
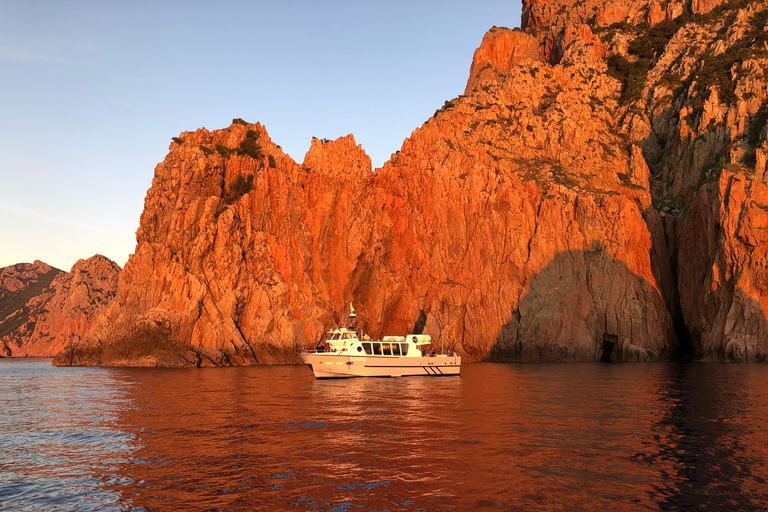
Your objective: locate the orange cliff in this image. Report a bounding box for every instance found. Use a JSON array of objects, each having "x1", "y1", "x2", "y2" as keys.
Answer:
[
  {"x1": 53, "y1": 40, "x2": 675, "y2": 365},
  {"x1": 1, "y1": 255, "x2": 120, "y2": 357},
  {"x1": 56, "y1": 0, "x2": 768, "y2": 366}
]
